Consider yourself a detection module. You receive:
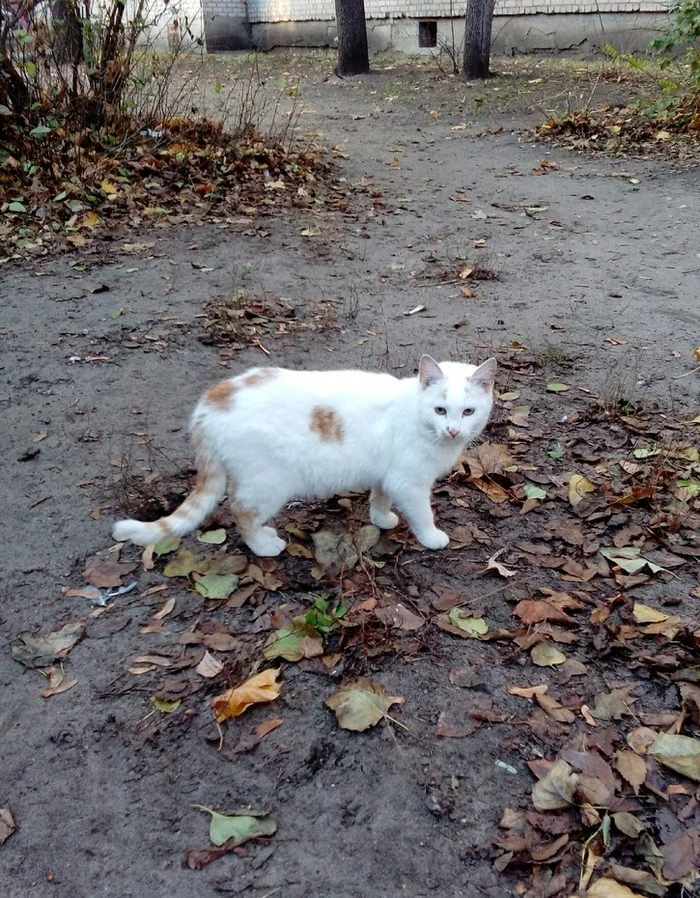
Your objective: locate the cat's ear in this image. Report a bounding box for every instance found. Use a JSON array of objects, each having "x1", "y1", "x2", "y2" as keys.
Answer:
[
  {"x1": 471, "y1": 358, "x2": 497, "y2": 392},
  {"x1": 419, "y1": 355, "x2": 445, "y2": 389}
]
